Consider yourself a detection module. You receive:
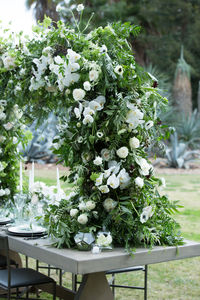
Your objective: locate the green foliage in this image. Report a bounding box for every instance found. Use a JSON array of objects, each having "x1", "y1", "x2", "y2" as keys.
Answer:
[{"x1": 0, "y1": 14, "x2": 183, "y2": 251}]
